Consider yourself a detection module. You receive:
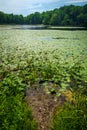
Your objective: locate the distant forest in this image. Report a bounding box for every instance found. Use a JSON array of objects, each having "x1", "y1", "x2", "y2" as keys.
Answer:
[{"x1": 0, "y1": 4, "x2": 87, "y2": 26}]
